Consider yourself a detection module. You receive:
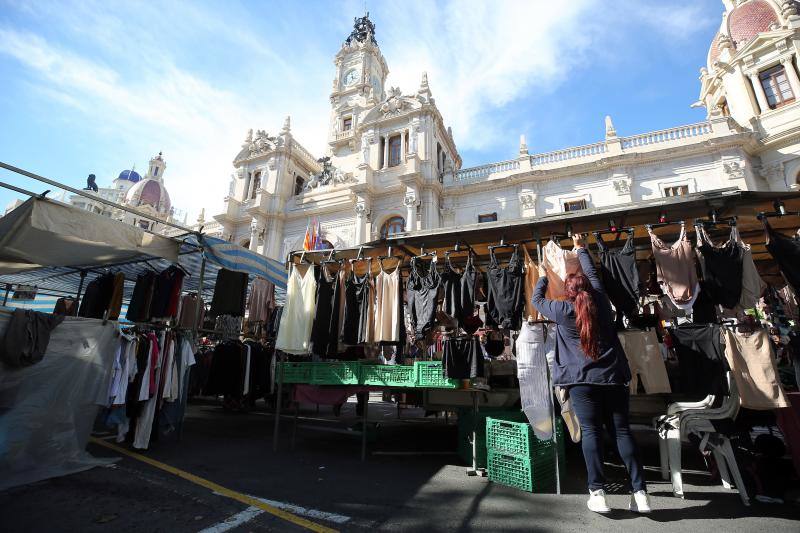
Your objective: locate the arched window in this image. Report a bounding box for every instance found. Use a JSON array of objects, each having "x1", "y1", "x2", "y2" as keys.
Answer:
[
  {"x1": 250, "y1": 171, "x2": 261, "y2": 199},
  {"x1": 241, "y1": 239, "x2": 251, "y2": 249},
  {"x1": 380, "y1": 216, "x2": 405, "y2": 238},
  {"x1": 319, "y1": 239, "x2": 334, "y2": 250},
  {"x1": 294, "y1": 175, "x2": 305, "y2": 196}
]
